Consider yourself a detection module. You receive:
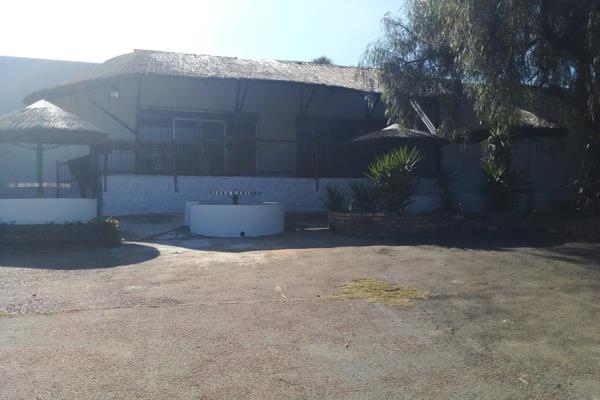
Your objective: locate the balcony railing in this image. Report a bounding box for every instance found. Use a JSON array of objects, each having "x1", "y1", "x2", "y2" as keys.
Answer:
[{"x1": 98, "y1": 138, "x2": 296, "y2": 176}]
